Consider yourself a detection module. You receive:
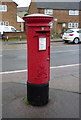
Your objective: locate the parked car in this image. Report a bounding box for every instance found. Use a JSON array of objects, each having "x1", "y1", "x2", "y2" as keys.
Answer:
[
  {"x1": 62, "y1": 28, "x2": 81, "y2": 44},
  {"x1": 0, "y1": 25, "x2": 17, "y2": 35}
]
